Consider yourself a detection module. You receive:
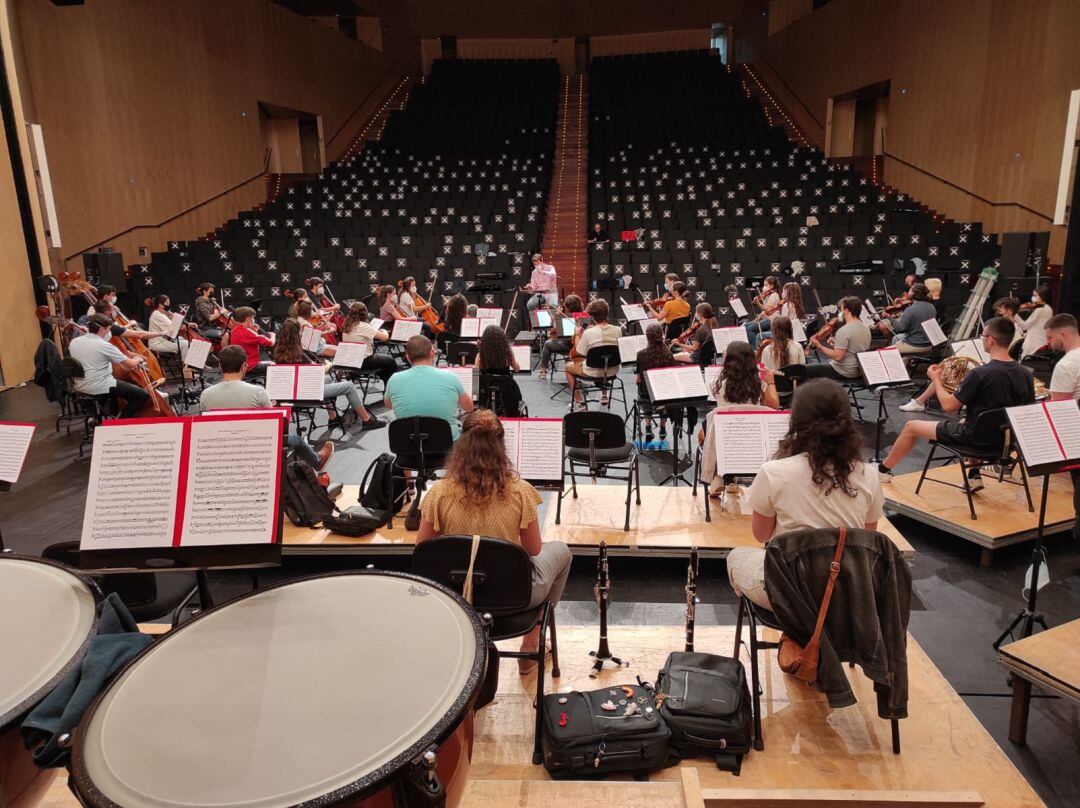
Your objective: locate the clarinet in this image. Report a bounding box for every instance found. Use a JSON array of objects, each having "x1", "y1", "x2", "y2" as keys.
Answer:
[
  {"x1": 684, "y1": 547, "x2": 699, "y2": 653},
  {"x1": 589, "y1": 540, "x2": 626, "y2": 676}
]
